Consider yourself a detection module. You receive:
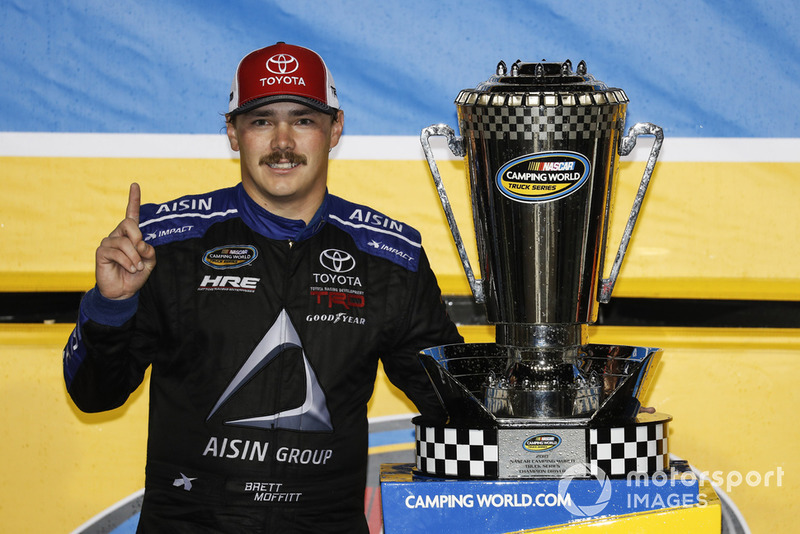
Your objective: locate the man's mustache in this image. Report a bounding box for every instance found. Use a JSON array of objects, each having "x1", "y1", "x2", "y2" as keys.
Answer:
[{"x1": 259, "y1": 151, "x2": 308, "y2": 166}]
